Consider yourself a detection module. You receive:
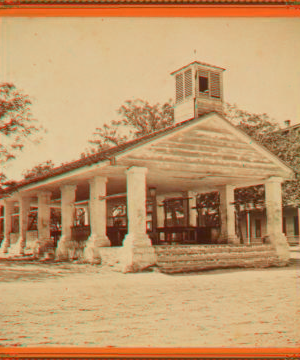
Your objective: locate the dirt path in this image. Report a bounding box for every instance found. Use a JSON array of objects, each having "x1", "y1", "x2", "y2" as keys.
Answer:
[{"x1": 0, "y1": 253, "x2": 299, "y2": 348}]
